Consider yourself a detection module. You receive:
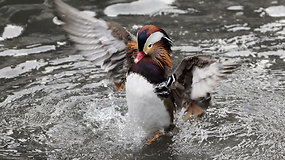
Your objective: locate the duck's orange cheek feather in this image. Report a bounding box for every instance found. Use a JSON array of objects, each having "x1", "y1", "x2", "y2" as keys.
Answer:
[{"x1": 152, "y1": 47, "x2": 173, "y2": 69}]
